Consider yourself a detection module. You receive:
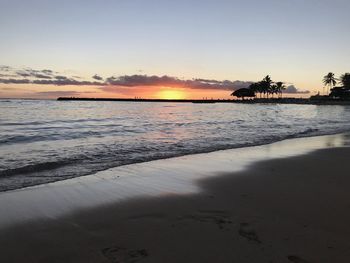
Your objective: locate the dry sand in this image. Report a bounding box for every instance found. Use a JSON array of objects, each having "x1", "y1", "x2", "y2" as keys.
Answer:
[{"x1": 0, "y1": 134, "x2": 350, "y2": 263}]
